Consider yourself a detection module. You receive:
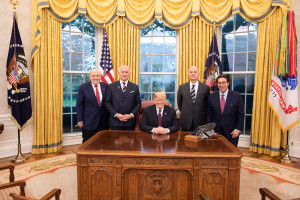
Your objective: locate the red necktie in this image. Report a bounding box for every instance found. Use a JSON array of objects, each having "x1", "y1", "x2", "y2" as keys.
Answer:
[
  {"x1": 95, "y1": 85, "x2": 101, "y2": 106},
  {"x1": 158, "y1": 109, "x2": 162, "y2": 126},
  {"x1": 220, "y1": 94, "x2": 225, "y2": 114}
]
